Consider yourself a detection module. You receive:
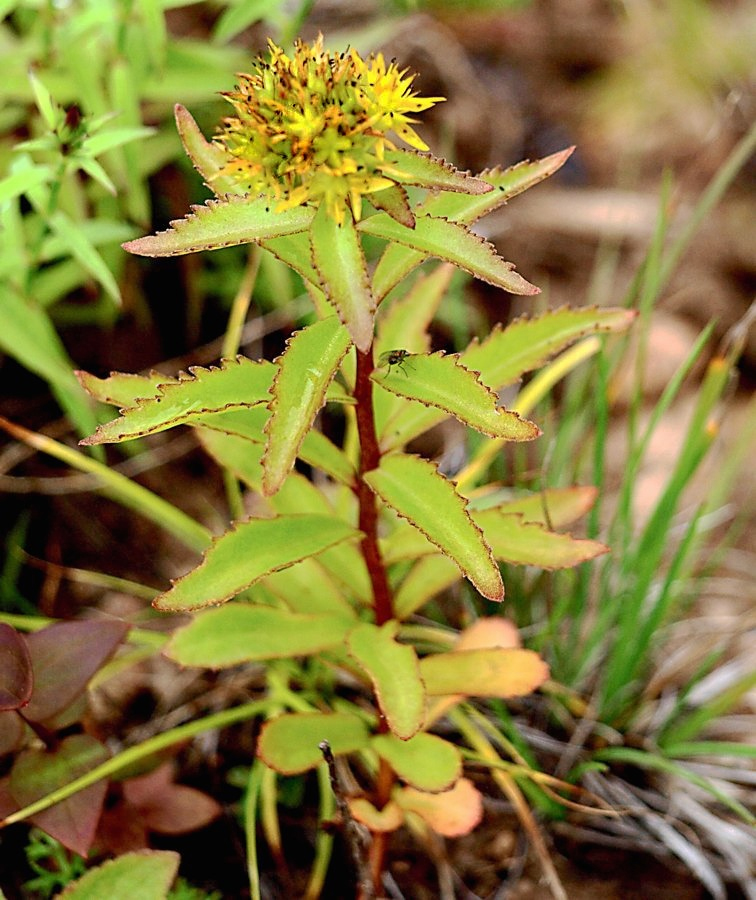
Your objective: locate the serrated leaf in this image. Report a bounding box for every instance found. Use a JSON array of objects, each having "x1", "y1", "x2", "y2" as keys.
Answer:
[
  {"x1": 174, "y1": 104, "x2": 230, "y2": 187},
  {"x1": 463, "y1": 305, "x2": 637, "y2": 389},
  {"x1": 195, "y1": 407, "x2": 269, "y2": 442},
  {"x1": 368, "y1": 183, "x2": 415, "y2": 228},
  {"x1": 347, "y1": 622, "x2": 425, "y2": 740},
  {"x1": 310, "y1": 204, "x2": 374, "y2": 351},
  {"x1": 393, "y1": 555, "x2": 460, "y2": 620},
  {"x1": 394, "y1": 778, "x2": 482, "y2": 837},
  {"x1": 59, "y1": 851, "x2": 180, "y2": 900},
  {"x1": 76, "y1": 369, "x2": 178, "y2": 407},
  {"x1": 482, "y1": 486, "x2": 598, "y2": 527},
  {"x1": 474, "y1": 511, "x2": 608, "y2": 568},
  {"x1": 80, "y1": 357, "x2": 274, "y2": 445},
  {"x1": 382, "y1": 149, "x2": 493, "y2": 196},
  {"x1": 123, "y1": 196, "x2": 313, "y2": 257},
  {"x1": 365, "y1": 454, "x2": 503, "y2": 601},
  {"x1": 372, "y1": 148, "x2": 574, "y2": 300},
  {"x1": 372, "y1": 733, "x2": 461, "y2": 792},
  {"x1": 154, "y1": 514, "x2": 361, "y2": 611},
  {"x1": 257, "y1": 712, "x2": 370, "y2": 774},
  {"x1": 263, "y1": 559, "x2": 355, "y2": 617},
  {"x1": 360, "y1": 213, "x2": 538, "y2": 296},
  {"x1": 260, "y1": 231, "x2": 320, "y2": 286},
  {"x1": 165, "y1": 605, "x2": 354, "y2": 668},
  {"x1": 373, "y1": 351, "x2": 540, "y2": 441},
  {"x1": 420, "y1": 647, "x2": 549, "y2": 697},
  {"x1": 262, "y1": 317, "x2": 351, "y2": 495}
]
